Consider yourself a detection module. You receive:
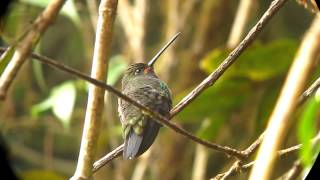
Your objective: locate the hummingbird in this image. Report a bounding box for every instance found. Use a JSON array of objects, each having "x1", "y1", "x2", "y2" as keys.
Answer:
[{"x1": 118, "y1": 33, "x2": 180, "y2": 159}]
